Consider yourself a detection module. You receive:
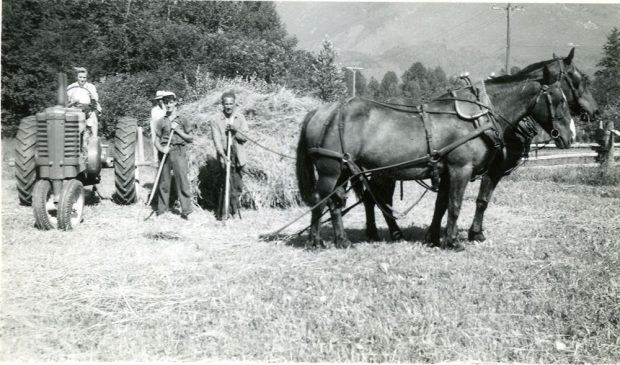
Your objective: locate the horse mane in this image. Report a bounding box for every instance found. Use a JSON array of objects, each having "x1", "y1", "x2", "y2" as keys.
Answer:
[
  {"x1": 485, "y1": 71, "x2": 540, "y2": 85},
  {"x1": 486, "y1": 58, "x2": 560, "y2": 85},
  {"x1": 517, "y1": 59, "x2": 556, "y2": 75}
]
